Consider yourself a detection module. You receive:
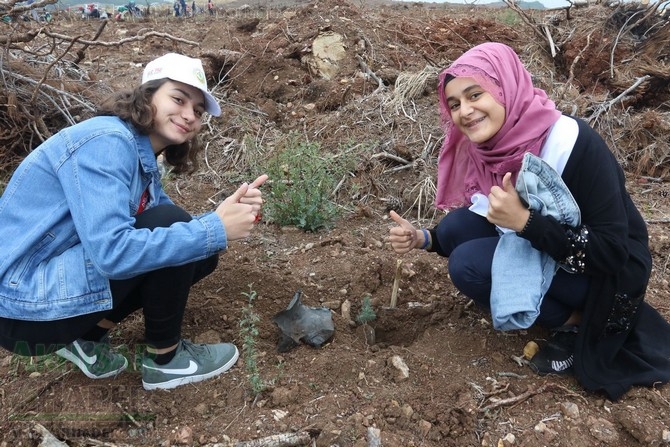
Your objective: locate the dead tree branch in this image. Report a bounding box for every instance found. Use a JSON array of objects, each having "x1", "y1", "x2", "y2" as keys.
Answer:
[
  {"x1": 2, "y1": 68, "x2": 96, "y2": 113},
  {"x1": 201, "y1": 431, "x2": 317, "y2": 447},
  {"x1": 31, "y1": 37, "x2": 82, "y2": 104},
  {"x1": 0, "y1": 30, "x2": 41, "y2": 45},
  {"x1": 355, "y1": 54, "x2": 386, "y2": 93},
  {"x1": 0, "y1": 29, "x2": 199, "y2": 47},
  {"x1": 74, "y1": 20, "x2": 109, "y2": 64},
  {"x1": 371, "y1": 151, "x2": 410, "y2": 165},
  {"x1": 611, "y1": 10, "x2": 643, "y2": 79},
  {"x1": 1, "y1": 0, "x2": 57, "y2": 15},
  {"x1": 233, "y1": 432, "x2": 313, "y2": 447},
  {"x1": 479, "y1": 382, "x2": 586, "y2": 412},
  {"x1": 32, "y1": 423, "x2": 68, "y2": 447},
  {"x1": 503, "y1": 0, "x2": 557, "y2": 55},
  {"x1": 587, "y1": 75, "x2": 650, "y2": 123}
]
